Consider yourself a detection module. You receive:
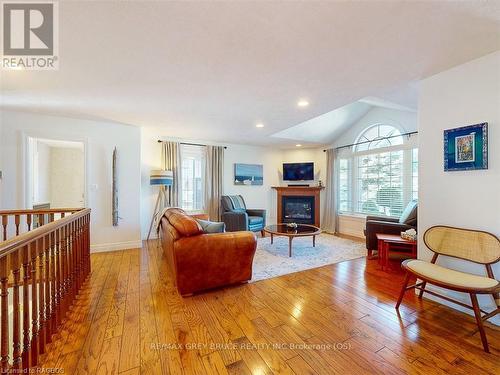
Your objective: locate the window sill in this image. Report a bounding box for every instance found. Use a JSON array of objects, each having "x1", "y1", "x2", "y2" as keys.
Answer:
[
  {"x1": 338, "y1": 213, "x2": 400, "y2": 221},
  {"x1": 338, "y1": 213, "x2": 366, "y2": 220}
]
